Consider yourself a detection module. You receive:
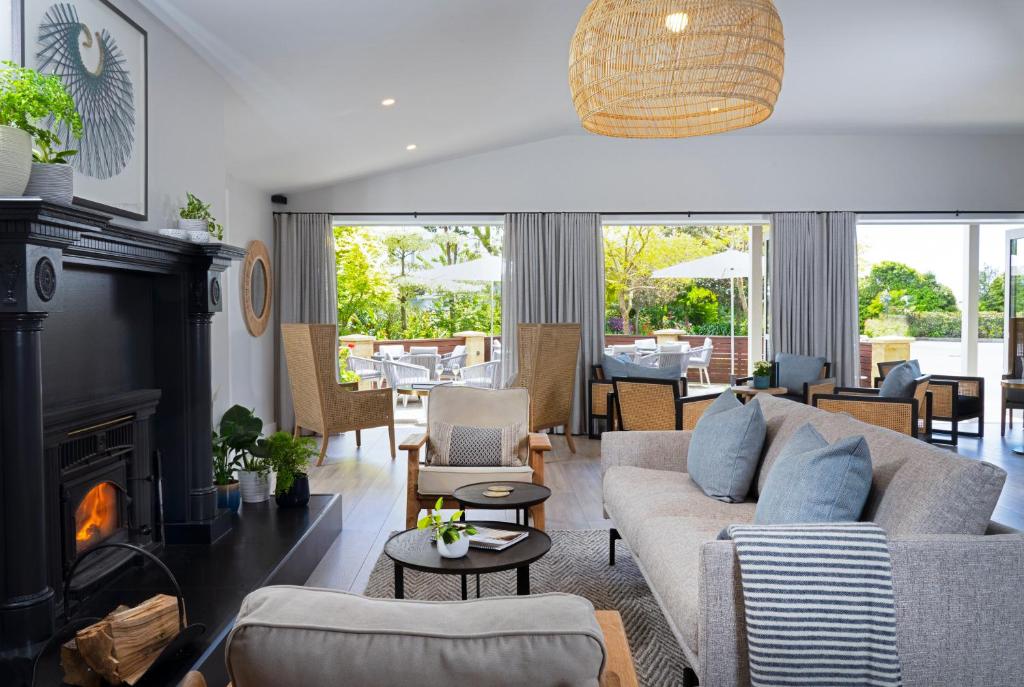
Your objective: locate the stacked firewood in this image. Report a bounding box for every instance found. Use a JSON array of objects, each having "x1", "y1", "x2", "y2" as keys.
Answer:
[{"x1": 61, "y1": 594, "x2": 182, "y2": 686}]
